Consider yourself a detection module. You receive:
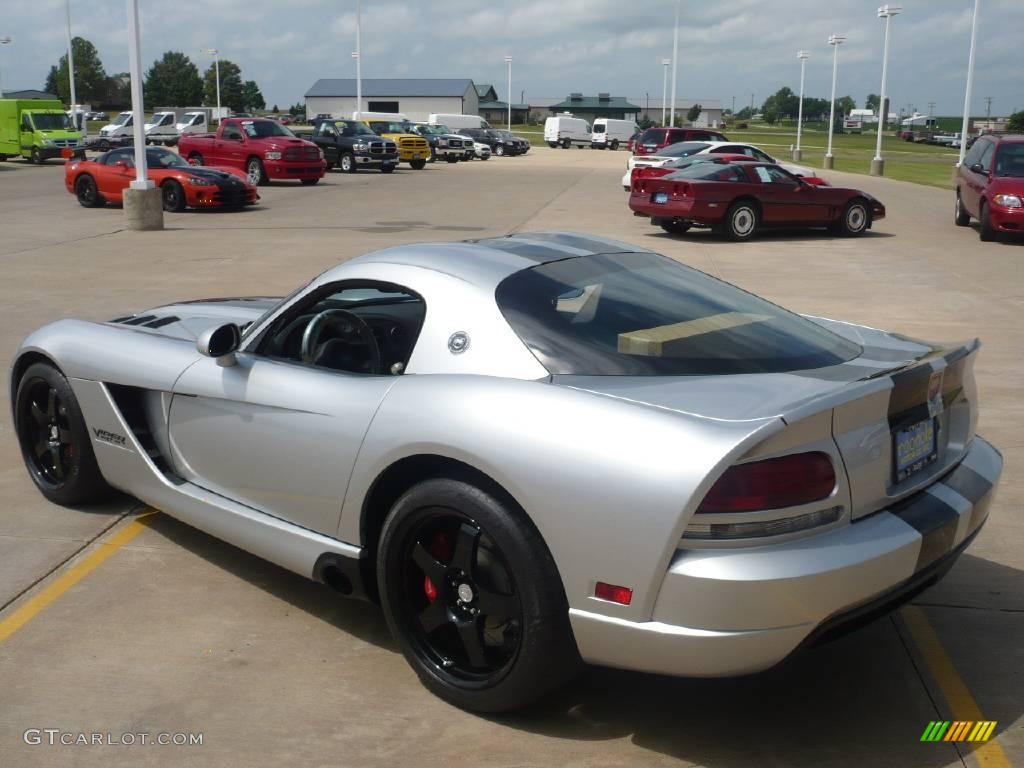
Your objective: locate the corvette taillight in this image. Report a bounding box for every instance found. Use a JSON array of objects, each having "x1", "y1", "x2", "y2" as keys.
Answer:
[{"x1": 697, "y1": 452, "x2": 836, "y2": 514}]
